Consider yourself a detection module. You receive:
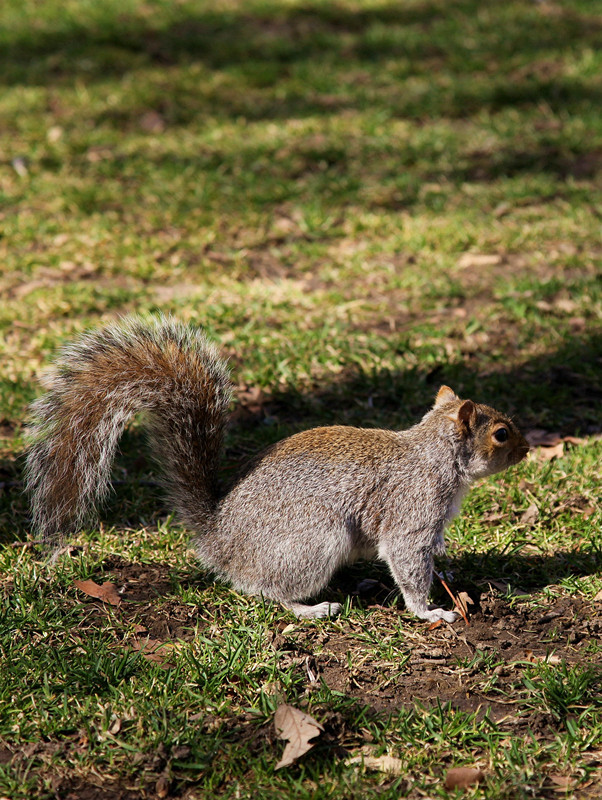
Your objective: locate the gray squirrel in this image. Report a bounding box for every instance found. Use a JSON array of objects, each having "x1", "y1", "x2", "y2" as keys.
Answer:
[{"x1": 25, "y1": 315, "x2": 529, "y2": 622}]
